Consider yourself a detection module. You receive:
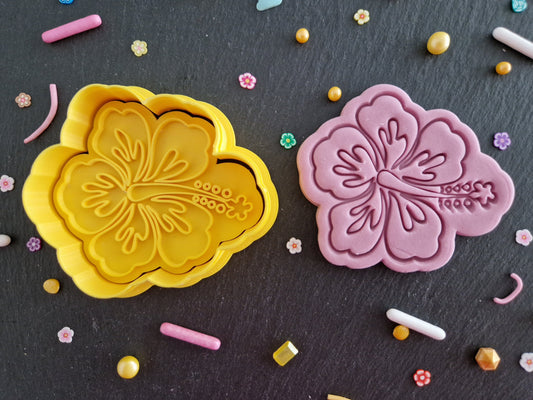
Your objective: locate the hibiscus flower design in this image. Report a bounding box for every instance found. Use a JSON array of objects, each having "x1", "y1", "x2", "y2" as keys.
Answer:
[
  {"x1": 297, "y1": 85, "x2": 514, "y2": 272},
  {"x1": 23, "y1": 85, "x2": 278, "y2": 297}
]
